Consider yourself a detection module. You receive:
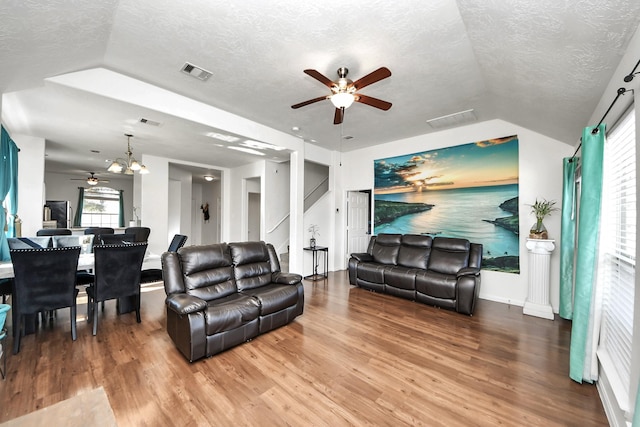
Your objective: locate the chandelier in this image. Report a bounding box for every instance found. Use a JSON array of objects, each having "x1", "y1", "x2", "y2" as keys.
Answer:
[{"x1": 107, "y1": 134, "x2": 149, "y2": 175}]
